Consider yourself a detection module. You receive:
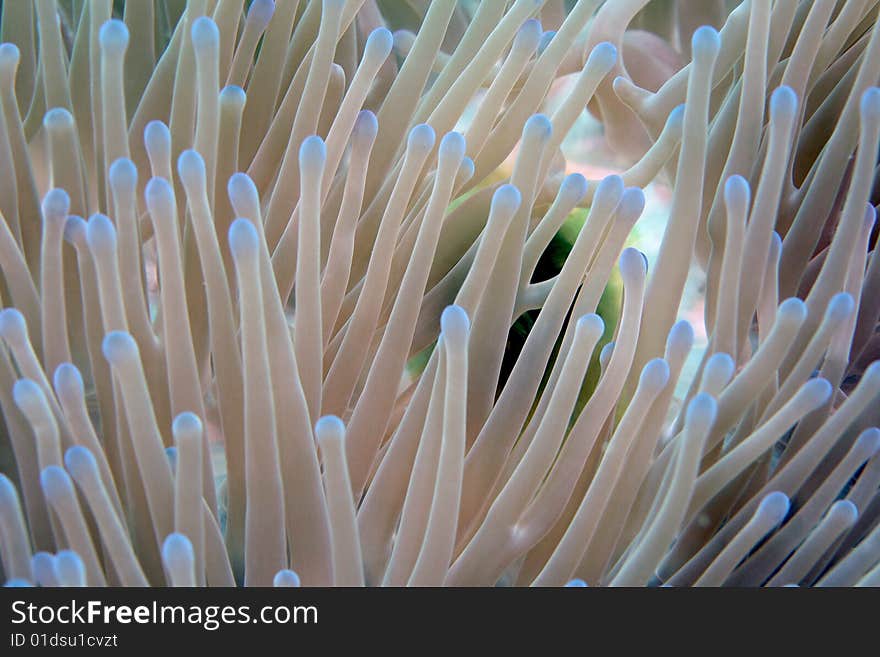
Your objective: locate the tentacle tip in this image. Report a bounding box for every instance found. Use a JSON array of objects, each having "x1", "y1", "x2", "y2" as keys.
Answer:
[
  {"x1": 315, "y1": 415, "x2": 346, "y2": 443},
  {"x1": 803, "y1": 378, "x2": 833, "y2": 408},
  {"x1": 575, "y1": 313, "x2": 605, "y2": 340},
  {"x1": 43, "y1": 107, "x2": 74, "y2": 130},
  {"x1": 587, "y1": 41, "x2": 617, "y2": 72},
  {"x1": 227, "y1": 171, "x2": 258, "y2": 203},
  {"x1": 0, "y1": 308, "x2": 27, "y2": 340},
  {"x1": 641, "y1": 358, "x2": 671, "y2": 390},
  {"x1": 0, "y1": 43, "x2": 20, "y2": 69},
  {"x1": 63, "y1": 216, "x2": 88, "y2": 246},
  {"x1": 247, "y1": 0, "x2": 275, "y2": 28},
  {"x1": 687, "y1": 391, "x2": 718, "y2": 425},
  {"x1": 32, "y1": 550, "x2": 54, "y2": 567},
  {"x1": 829, "y1": 500, "x2": 858, "y2": 524},
  {"x1": 561, "y1": 173, "x2": 589, "y2": 204},
  {"x1": 777, "y1": 297, "x2": 807, "y2": 323},
  {"x1": 99, "y1": 19, "x2": 130, "y2": 54},
  {"x1": 144, "y1": 120, "x2": 171, "y2": 149},
  {"x1": 177, "y1": 149, "x2": 207, "y2": 185},
  {"x1": 392, "y1": 30, "x2": 415, "y2": 53},
  {"x1": 770, "y1": 86, "x2": 798, "y2": 118},
  {"x1": 493, "y1": 183, "x2": 523, "y2": 213},
  {"x1": 860, "y1": 87, "x2": 880, "y2": 122},
  {"x1": 594, "y1": 174, "x2": 625, "y2": 203},
  {"x1": 299, "y1": 135, "x2": 327, "y2": 167},
  {"x1": 40, "y1": 465, "x2": 71, "y2": 497},
  {"x1": 172, "y1": 412, "x2": 204, "y2": 439},
  {"x1": 366, "y1": 27, "x2": 394, "y2": 59},
  {"x1": 667, "y1": 104, "x2": 686, "y2": 128},
  {"x1": 691, "y1": 25, "x2": 721, "y2": 60},
  {"x1": 42, "y1": 188, "x2": 71, "y2": 220},
  {"x1": 441, "y1": 304, "x2": 470, "y2": 341},
  {"x1": 619, "y1": 246, "x2": 647, "y2": 277},
  {"x1": 54, "y1": 550, "x2": 85, "y2": 574},
  {"x1": 108, "y1": 158, "x2": 138, "y2": 190},
  {"x1": 864, "y1": 204, "x2": 877, "y2": 228},
  {"x1": 85, "y1": 213, "x2": 117, "y2": 252},
  {"x1": 758, "y1": 491, "x2": 790, "y2": 520},
  {"x1": 516, "y1": 19, "x2": 543, "y2": 51},
  {"x1": 669, "y1": 319, "x2": 695, "y2": 347},
  {"x1": 611, "y1": 74, "x2": 629, "y2": 90},
  {"x1": 408, "y1": 124, "x2": 437, "y2": 153},
  {"x1": 220, "y1": 85, "x2": 247, "y2": 106},
  {"x1": 827, "y1": 292, "x2": 855, "y2": 322},
  {"x1": 863, "y1": 360, "x2": 880, "y2": 384},
  {"x1": 12, "y1": 378, "x2": 43, "y2": 407},
  {"x1": 53, "y1": 362, "x2": 84, "y2": 394},
  {"x1": 440, "y1": 132, "x2": 467, "y2": 164},
  {"x1": 273, "y1": 569, "x2": 301, "y2": 587},
  {"x1": 723, "y1": 175, "x2": 750, "y2": 205},
  {"x1": 162, "y1": 533, "x2": 194, "y2": 562},
  {"x1": 144, "y1": 177, "x2": 175, "y2": 209},
  {"x1": 354, "y1": 110, "x2": 379, "y2": 140},
  {"x1": 524, "y1": 113, "x2": 553, "y2": 140},
  {"x1": 856, "y1": 427, "x2": 880, "y2": 455},
  {"x1": 101, "y1": 331, "x2": 139, "y2": 364},
  {"x1": 706, "y1": 351, "x2": 735, "y2": 377},
  {"x1": 191, "y1": 16, "x2": 220, "y2": 50},
  {"x1": 619, "y1": 186, "x2": 647, "y2": 217},
  {"x1": 228, "y1": 218, "x2": 260, "y2": 260},
  {"x1": 64, "y1": 445, "x2": 96, "y2": 473}
]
